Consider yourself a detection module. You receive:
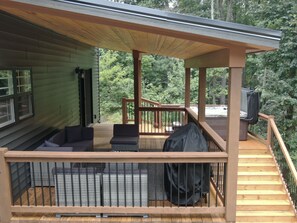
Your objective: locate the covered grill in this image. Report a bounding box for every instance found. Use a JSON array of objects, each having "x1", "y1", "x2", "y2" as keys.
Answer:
[{"x1": 163, "y1": 123, "x2": 210, "y2": 205}]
